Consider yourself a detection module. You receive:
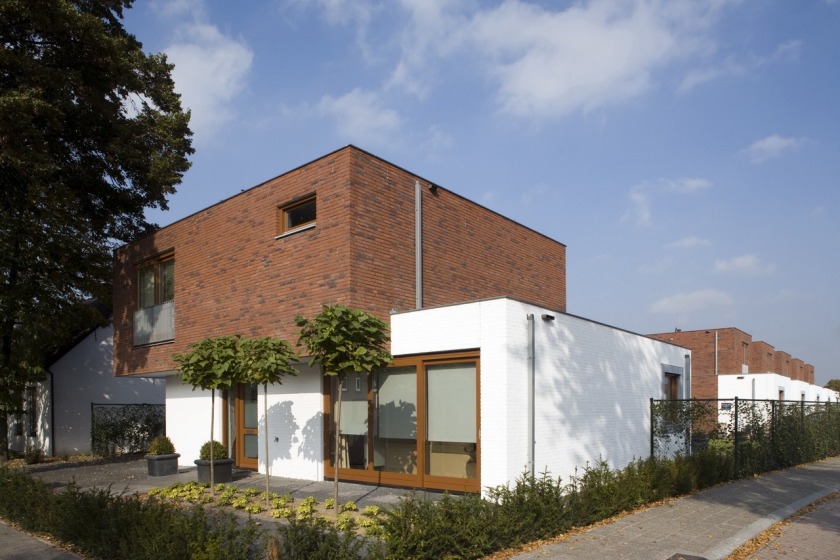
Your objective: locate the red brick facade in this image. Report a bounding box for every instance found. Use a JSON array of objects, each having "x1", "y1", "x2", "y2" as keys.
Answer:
[
  {"x1": 113, "y1": 146, "x2": 567, "y2": 376},
  {"x1": 647, "y1": 328, "x2": 815, "y2": 399}
]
